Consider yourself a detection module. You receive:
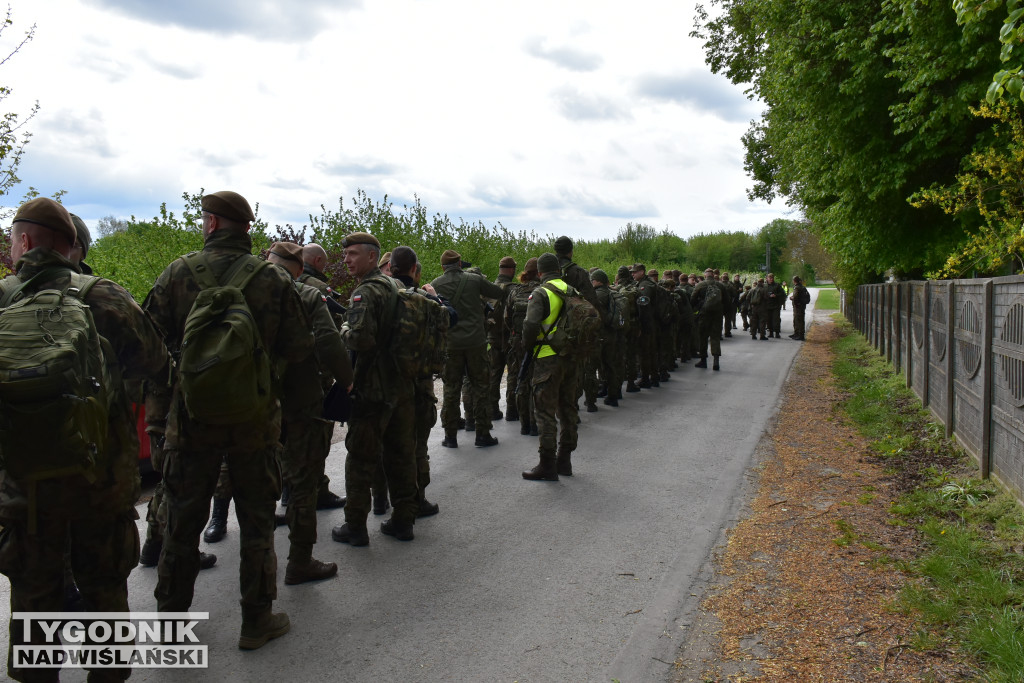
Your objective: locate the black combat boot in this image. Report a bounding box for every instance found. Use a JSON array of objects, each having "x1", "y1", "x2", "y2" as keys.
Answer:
[
  {"x1": 520, "y1": 421, "x2": 531, "y2": 435},
  {"x1": 475, "y1": 432, "x2": 499, "y2": 447},
  {"x1": 596, "y1": 383, "x2": 608, "y2": 398},
  {"x1": 712, "y1": 356, "x2": 720, "y2": 371},
  {"x1": 381, "y1": 518, "x2": 415, "y2": 541},
  {"x1": 199, "y1": 552, "x2": 217, "y2": 570},
  {"x1": 331, "y1": 522, "x2": 369, "y2": 546},
  {"x1": 556, "y1": 447, "x2": 573, "y2": 477},
  {"x1": 203, "y1": 497, "x2": 229, "y2": 543},
  {"x1": 522, "y1": 455, "x2": 559, "y2": 481},
  {"x1": 316, "y1": 488, "x2": 346, "y2": 510},
  {"x1": 492, "y1": 407, "x2": 503, "y2": 420},
  {"x1": 625, "y1": 381, "x2": 640, "y2": 393},
  {"x1": 585, "y1": 402, "x2": 598, "y2": 413},
  {"x1": 417, "y1": 497, "x2": 440, "y2": 517},
  {"x1": 603, "y1": 396, "x2": 619, "y2": 407},
  {"x1": 659, "y1": 371, "x2": 670, "y2": 382},
  {"x1": 373, "y1": 493, "x2": 390, "y2": 516},
  {"x1": 530, "y1": 423, "x2": 539, "y2": 436},
  {"x1": 694, "y1": 357, "x2": 708, "y2": 369},
  {"x1": 505, "y1": 406, "x2": 519, "y2": 421},
  {"x1": 441, "y1": 430, "x2": 458, "y2": 448}
]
